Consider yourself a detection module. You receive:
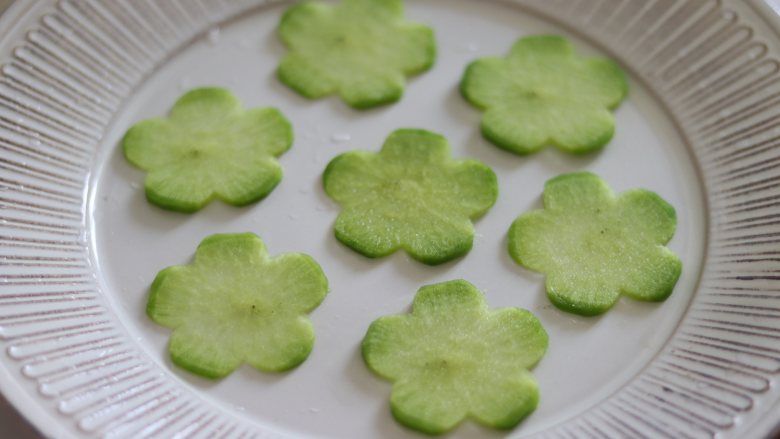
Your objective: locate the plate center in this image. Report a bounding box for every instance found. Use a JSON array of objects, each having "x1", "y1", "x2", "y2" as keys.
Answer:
[{"x1": 89, "y1": 1, "x2": 707, "y2": 437}]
